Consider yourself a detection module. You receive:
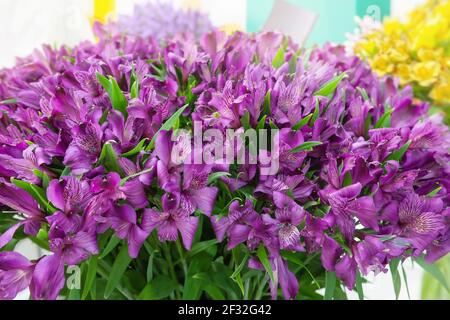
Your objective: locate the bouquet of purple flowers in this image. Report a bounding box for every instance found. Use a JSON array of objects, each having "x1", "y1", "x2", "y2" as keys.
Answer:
[{"x1": 0, "y1": 26, "x2": 449, "y2": 300}]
